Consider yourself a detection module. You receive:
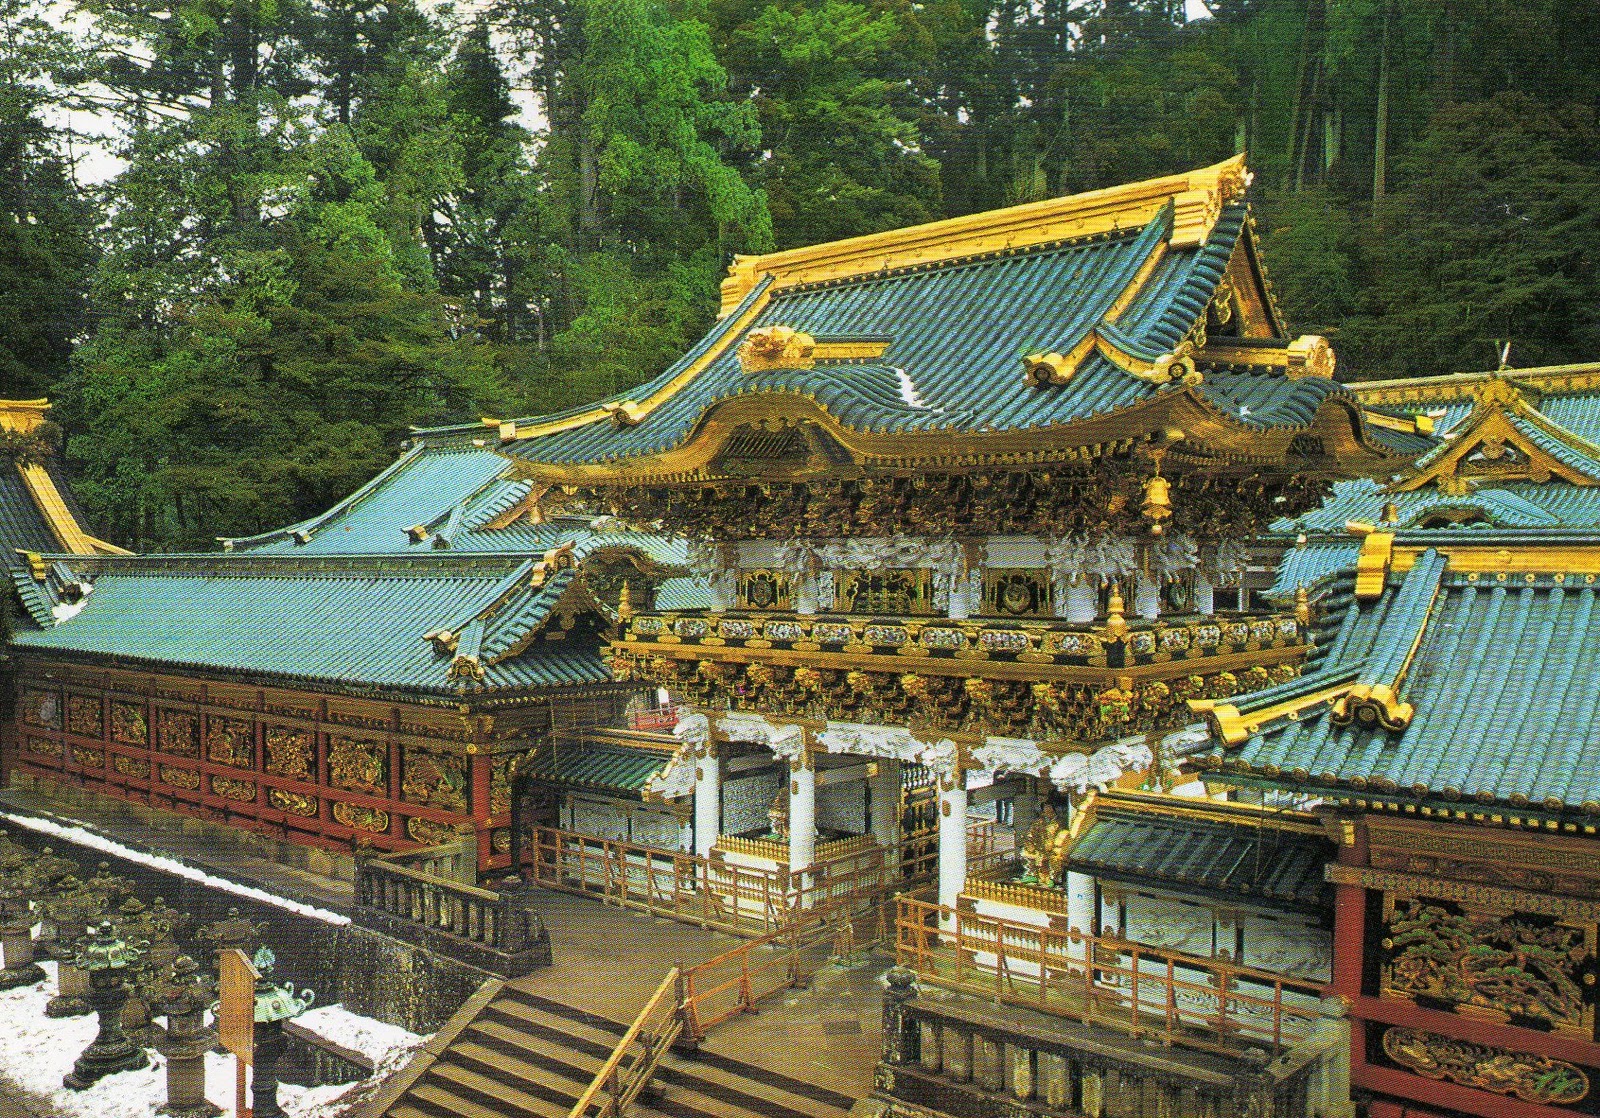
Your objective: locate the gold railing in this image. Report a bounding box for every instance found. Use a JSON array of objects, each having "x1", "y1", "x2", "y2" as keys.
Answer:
[
  {"x1": 964, "y1": 877, "x2": 1072, "y2": 915},
  {"x1": 895, "y1": 895, "x2": 1324, "y2": 1057},
  {"x1": 567, "y1": 967, "x2": 682, "y2": 1118}
]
